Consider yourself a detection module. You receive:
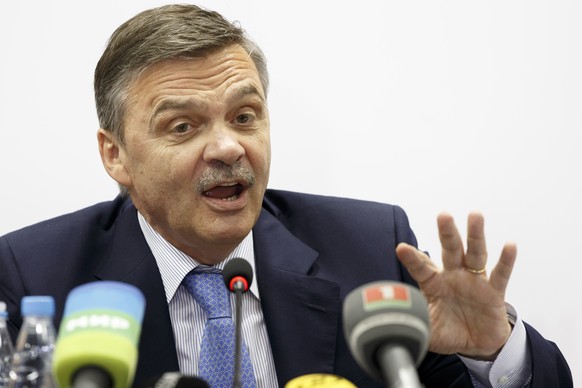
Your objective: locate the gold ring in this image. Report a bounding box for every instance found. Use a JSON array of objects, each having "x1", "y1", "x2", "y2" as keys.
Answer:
[{"x1": 465, "y1": 266, "x2": 486, "y2": 274}]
